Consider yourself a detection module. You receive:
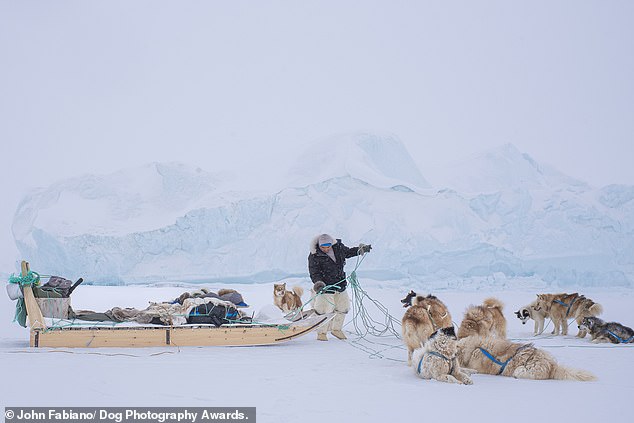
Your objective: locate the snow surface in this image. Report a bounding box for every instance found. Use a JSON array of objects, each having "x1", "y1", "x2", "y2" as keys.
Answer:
[
  {"x1": 9, "y1": 135, "x2": 634, "y2": 288},
  {"x1": 1, "y1": 278, "x2": 633, "y2": 423}
]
